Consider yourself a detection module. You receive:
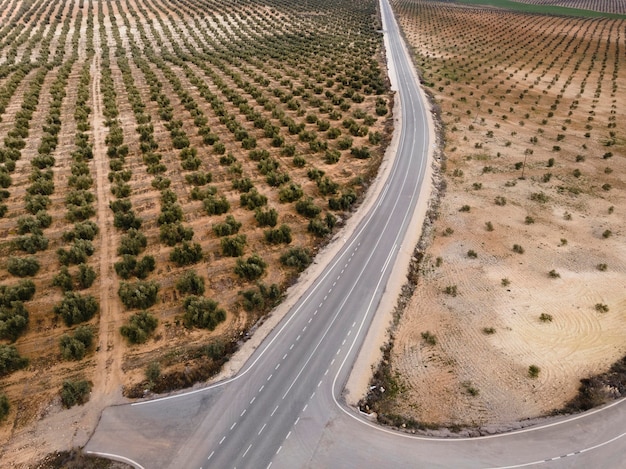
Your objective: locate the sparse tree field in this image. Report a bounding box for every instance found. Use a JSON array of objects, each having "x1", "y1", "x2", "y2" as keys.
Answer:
[
  {"x1": 0, "y1": 0, "x2": 392, "y2": 461},
  {"x1": 368, "y1": 0, "x2": 626, "y2": 429}
]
